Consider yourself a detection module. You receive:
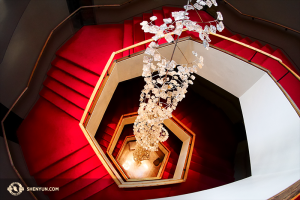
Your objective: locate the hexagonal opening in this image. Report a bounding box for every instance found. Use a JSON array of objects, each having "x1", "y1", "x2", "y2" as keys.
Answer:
[
  {"x1": 104, "y1": 112, "x2": 194, "y2": 185},
  {"x1": 83, "y1": 40, "x2": 254, "y2": 188}
]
